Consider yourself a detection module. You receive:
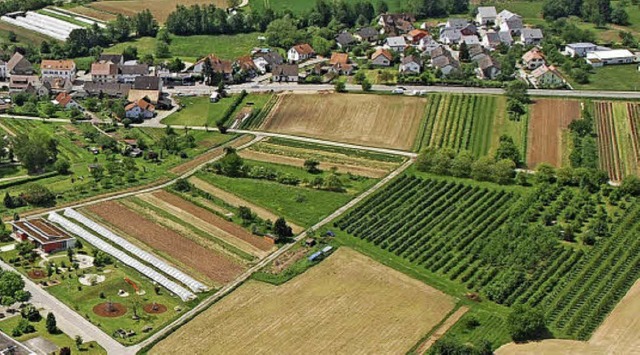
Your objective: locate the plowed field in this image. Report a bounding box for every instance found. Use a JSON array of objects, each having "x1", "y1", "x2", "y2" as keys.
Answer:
[
  {"x1": 86, "y1": 0, "x2": 227, "y2": 23},
  {"x1": 85, "y1": 201, "x2": 244, "y2": 285},
  {"x1": 527, "y1": 99, "x2": 581, "y2": 168},
  {"x1": 261, "y1": 93, "x2": 427, "y2": 150},
  {"x1": 151, "y1": 248, "x2": 454, "y2": 354}
]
